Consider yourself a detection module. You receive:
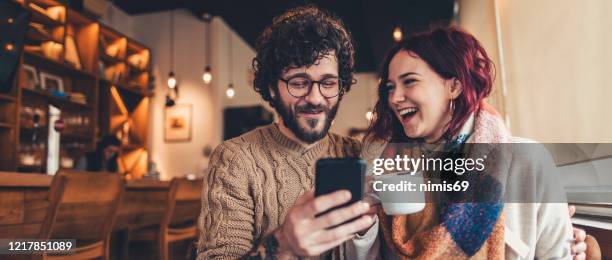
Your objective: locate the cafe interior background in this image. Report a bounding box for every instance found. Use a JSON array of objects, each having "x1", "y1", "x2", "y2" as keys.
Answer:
[{"x1": 1, "y1": 0, "x2": 611, "y2": 259}]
